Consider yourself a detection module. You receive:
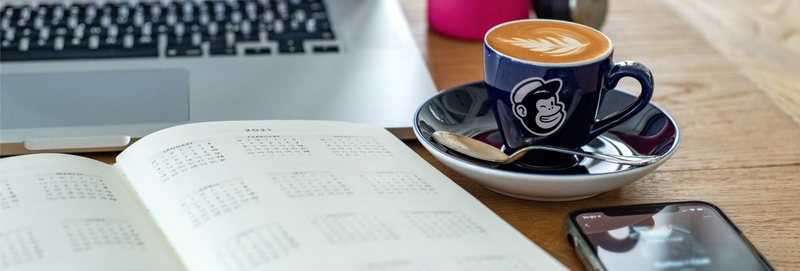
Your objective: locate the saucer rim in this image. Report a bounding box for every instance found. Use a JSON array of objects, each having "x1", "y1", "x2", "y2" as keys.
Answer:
[{"x1": 413, "y1": 81, "x2": 681, "y2": 179}]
